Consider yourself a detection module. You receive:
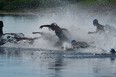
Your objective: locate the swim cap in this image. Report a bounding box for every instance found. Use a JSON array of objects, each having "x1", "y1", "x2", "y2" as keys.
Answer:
[
  {"x1": 51, "y1": 23, "x2": 57, "y2": 26},
  {"x1": 110, "y1": 48, "x2": 116, "y2": 54},
  {"x1": 93, "y1": 19, "x2": 98, "y2": 24}
]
